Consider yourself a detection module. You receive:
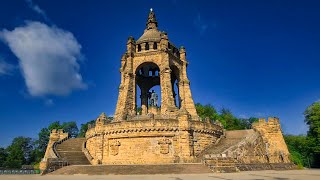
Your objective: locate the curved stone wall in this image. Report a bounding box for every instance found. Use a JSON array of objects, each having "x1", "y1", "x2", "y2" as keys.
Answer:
[{"x1": 85, "y1": 116, "x2": 223, "y2": 165}]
